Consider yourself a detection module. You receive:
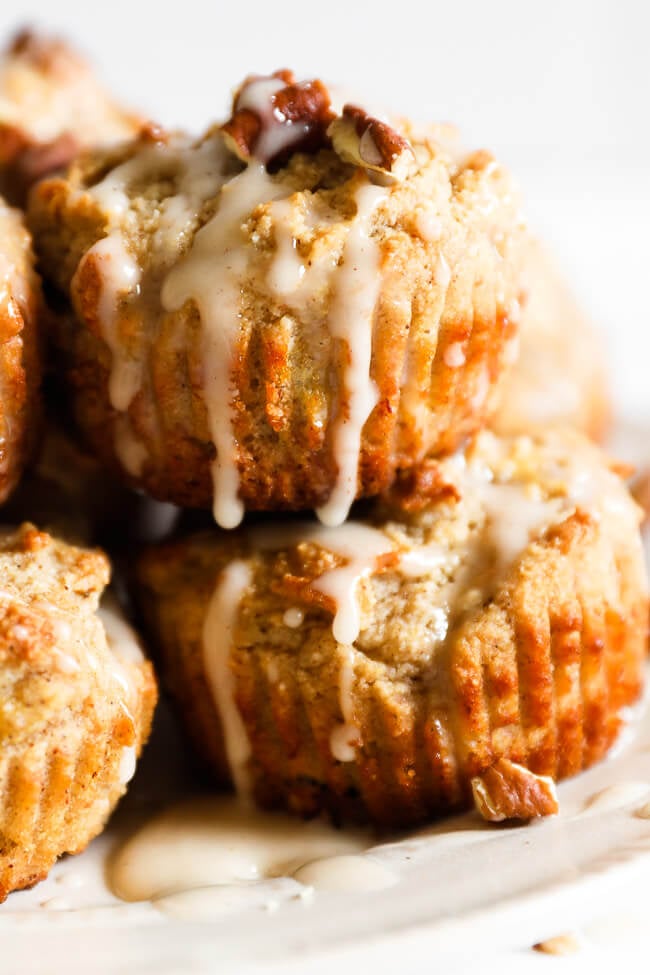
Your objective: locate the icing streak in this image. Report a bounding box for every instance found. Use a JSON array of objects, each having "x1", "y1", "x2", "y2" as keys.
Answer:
[
  {"x1": 162, "y1": 165, "x2": 289, "y2": 529},
  {"x1": 202, "y1": 560, "x2": 253, "y2": 797},
  {"x1": 316, "y1": 183, "x2": 386, "y2": 527}
]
